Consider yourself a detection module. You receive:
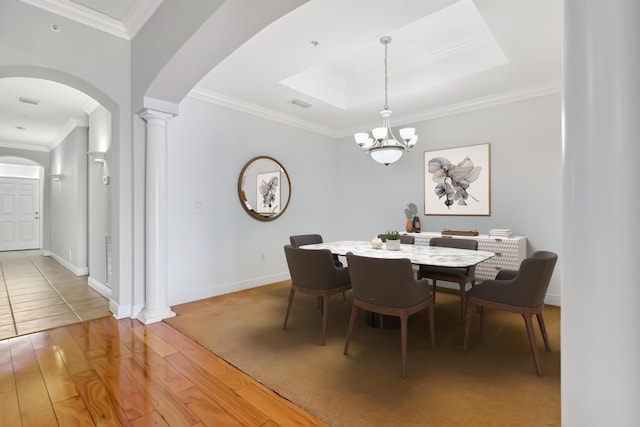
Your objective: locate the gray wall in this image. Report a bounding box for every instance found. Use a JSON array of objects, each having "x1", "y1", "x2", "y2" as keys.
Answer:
[
  {"x1": 166, "y1": 93, "x2": 561, "y2": 305},
  {"x1": 50, "y1": 127, "x2": 88, "y2": 272},
  {"x1": 88, "y1": 106, "x2": 112, "y2": 290},
  {"x1": 336, "y1": 93, "x2": 562, "y2": 303},
  {"x1": 166, "y1": 97, "x2": 339, "y2": 304}
]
